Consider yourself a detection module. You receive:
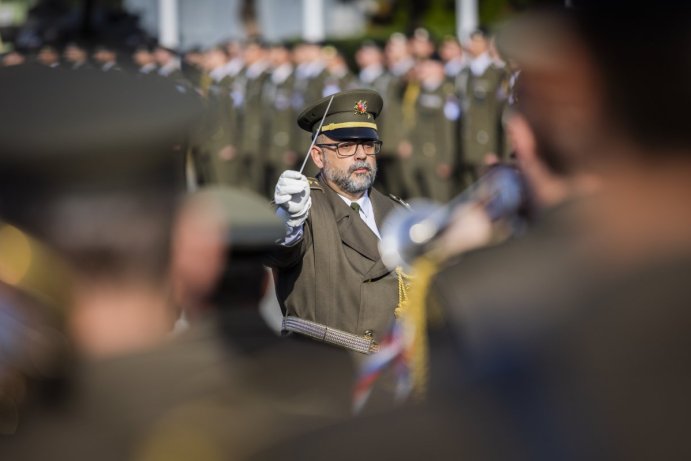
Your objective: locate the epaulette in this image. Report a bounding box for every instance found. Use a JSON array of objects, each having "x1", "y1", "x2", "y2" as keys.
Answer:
[
  {"x1": 388, "y1": 193, "x2": 410, "y2": 209},
  {"x1": 307, "y1": 177, "x2": 323, "y2": 191}
]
